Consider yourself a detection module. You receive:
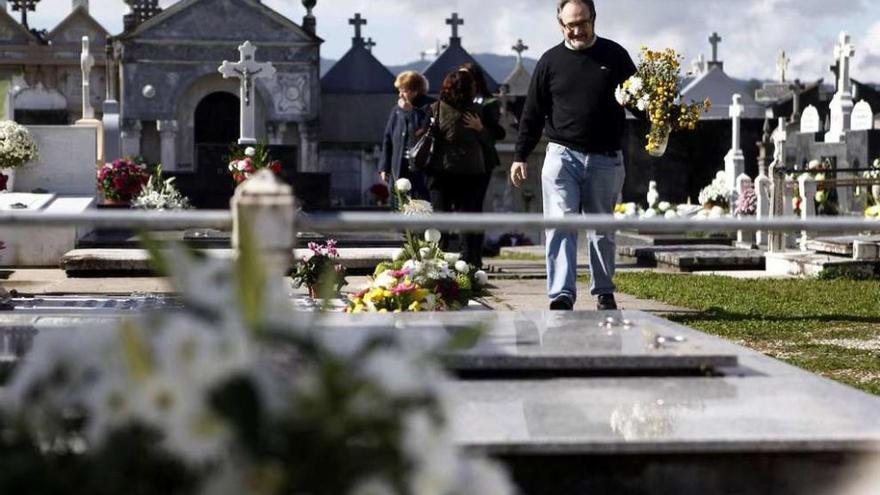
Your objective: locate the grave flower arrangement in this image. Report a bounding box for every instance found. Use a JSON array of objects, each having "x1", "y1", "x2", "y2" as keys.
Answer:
[
  {"x1": 348, "y1": 180, "x2": 488, "y2": 312},
  {"x1": 615, "y1": 48, "x2": 711, "y2": 156},
  {"x1": 290, "y1": 240, "x2": 348, "y2": 298},
  {"x1": 0, "y1": 236, "x2": 511, "y2": 494},
  {"x1": 800, "y1": 159, "x2": 838, "y2": 216},
  {"x1": 347, "y1": 229, "x2": 489, "y2": 313},
  {"x1": 369, "y1": 182, "x2": 390, "y2": 206},
  {"x1": 698, "y1": 171, "x2": 732, "y2": 210},
  {"x1": 734, "y1": 185, "x2": 757, "y2": 216},
  {"x1": 131, "y1": 165, "x2": 192, "y2": 210},
  {"x1": 0, "y1": 120, "x2": 39, "y2": 170},
  {"x1": 227, "y1": 144, "x2": 282, "y2": 184},
  {"x1": 97, "y1": 157, "x2": 150, "y2": 203}
]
